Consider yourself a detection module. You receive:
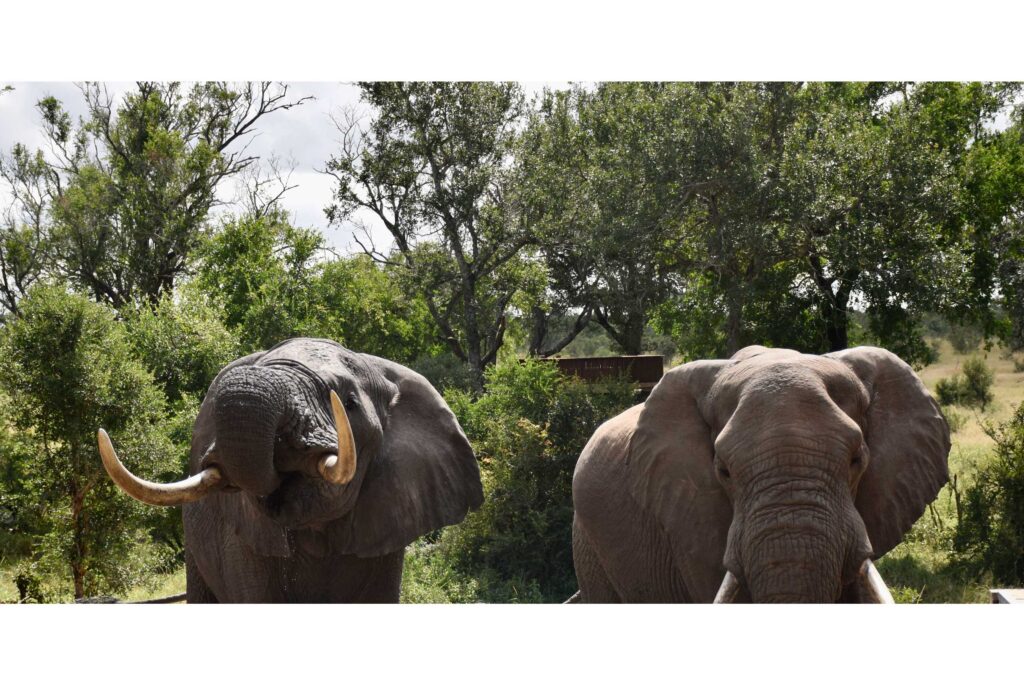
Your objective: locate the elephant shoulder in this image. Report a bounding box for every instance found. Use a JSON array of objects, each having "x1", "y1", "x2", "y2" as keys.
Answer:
[{"x1": 573, "y1": 404, "x2": 643, "y2": 514}]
